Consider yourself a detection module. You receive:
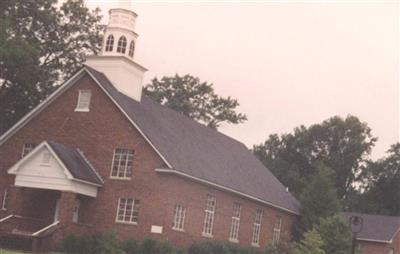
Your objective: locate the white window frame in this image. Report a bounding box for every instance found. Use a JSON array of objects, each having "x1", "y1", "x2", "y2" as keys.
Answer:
[
  {"x1": 172, "y1": 204, "x2": 186, "y2": 231},
  {"x1": 251, "y1": 208, "x2": 263, "y2": 247},
  {"x1": 21, "y1": 143, "x2": 36, "y2": 158},
  {"x1": 105, "y1": 34, "x2": 114, "y2": 52},
  {"x1": 75, "y1": 90, "x2": 92, "y2": 112},
  {"x1": 202, "y1": 194, "x2": 216, "y2": 237},
  {"x1": 110, "y1": 148, "x2": 134, "y2": 180},
  {"x1": 116, "y1": 198, "x2": 139, "y2": 225},
  {"x1": 229, "y1": 202, "x2": 241, "y2": 242},
  {"x1": 1, "y1": 188, "x2": 9, "y2": 210},
  {"x1": 272, "y1": 217, "x2": 282, "y2": 246}
]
